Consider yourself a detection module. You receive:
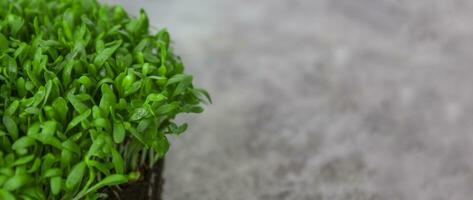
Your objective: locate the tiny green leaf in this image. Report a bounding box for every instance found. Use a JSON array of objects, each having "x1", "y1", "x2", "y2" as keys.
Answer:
[
  {"x1": 26, "y1": 123, "x2": 41, "y2": 136},
  {"x1": 169, "y1": 123, "x2": 188, "y2": 135},
  {"x1": 5, "y1": 100, "x2": 20, "y2": 116},
  {"x1": 85, "y1": 174, "x2": 128, "y2": 195},
  {"x1": 99, "y1": 84, "x2": 116, "y2": 116},
  {"x1": 66, "y1": 109, "x2": 91, "y2": 131},
  {"x1": 113, "y1": 122, "x2": 125, "y2": 144},
  {"x1": 125, "y1": 124, "x2": 146, "y2": 146},
  {"x1": 111, "y1": 149, "x2": 124, "y2": 174},
  {"x1": 66, "y1": 161, "x2": 86, "y2": 190},
  {"x1": 52, "y1": 97, "x2": 69, "y2": 122},
  {"x1": 2, "y1": 116, "x2": 18, "y2": 140},
  {"x1": 50, "y1": 177, "x2": 62, "y2": 195},
  {"x1": 94, "y1": 40, "x2": 122, "y2": 67},
  {"x1": 11, "y1": 136, "x2": 36, "y2": 151},
  {"x1": 30, "y1": 134, "x2": 63, "y2": 150},
  {"x1": 129, "y1": 107, "x2": 150, "y2": 121},
  {"x1": 3, "y1": 174, "x2": 29, "y2": 191},
  {"x1": 41, "y1": 121, "x2": 57, "y2": 136},
  {"x1": 67, "y1": 94, "x2": 89, "y2": 114},
  {"x1": 13, "y1": 155, "x2": 35, "y2": 166},
  {"x1": 43, "y1": 168, "x2": 63, "y2": 178},
  {"x1": 0, "y1": 33, "x2": 8, "y2": 51},
  {"x1": 193, "y1": 88, "x2": 213, "y2": 104}
]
